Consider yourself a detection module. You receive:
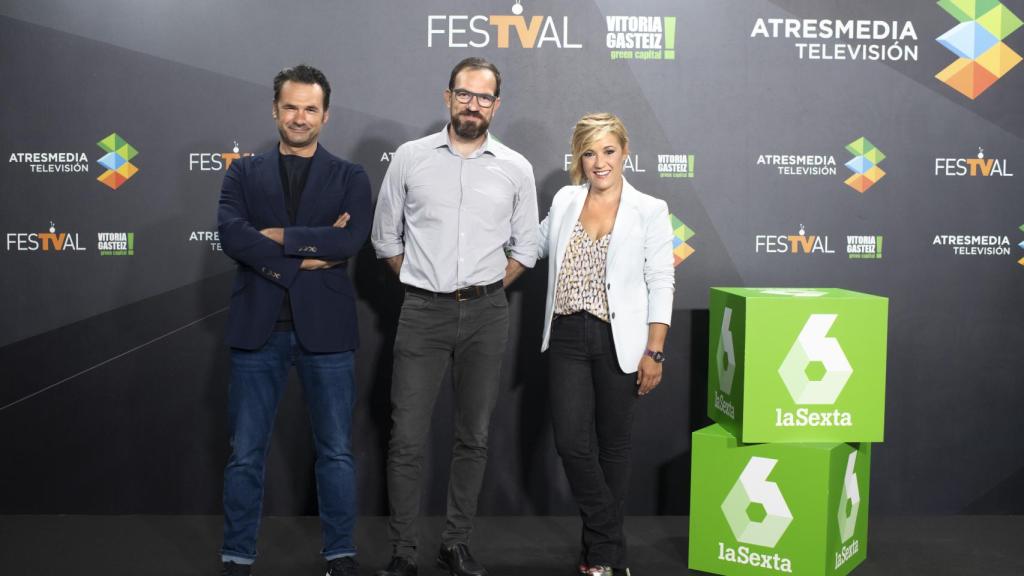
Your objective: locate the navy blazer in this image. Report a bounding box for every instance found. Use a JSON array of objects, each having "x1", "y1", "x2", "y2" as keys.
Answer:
[{"x1": 217, "y1": 145, "x2": 372, "y2": 352}]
